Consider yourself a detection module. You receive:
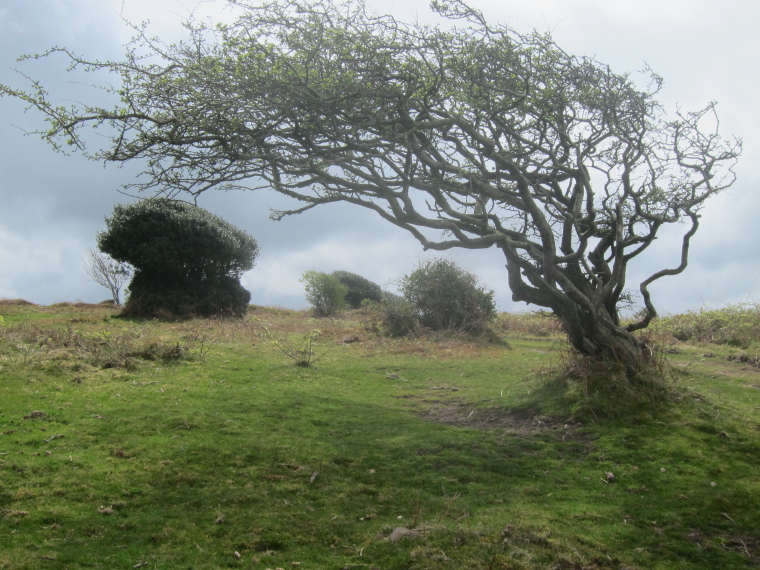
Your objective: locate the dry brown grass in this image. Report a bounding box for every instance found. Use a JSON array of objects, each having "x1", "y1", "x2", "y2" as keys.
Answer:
[
  {"x1": 493, "y1": 311, "x2": 565, "y2": 338},
  {"x1": 0, "y1": 317, "x2": 208, "y2": 372},
  {"x1": 646, "y1": 303, "x2": 760, "y2": 349},
  {"x1": 237, "y1": 306, "x2": 512, "y2": 361},
  {"x1": 48, "y1": 301, "x2": 114, "y2": 309}
]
